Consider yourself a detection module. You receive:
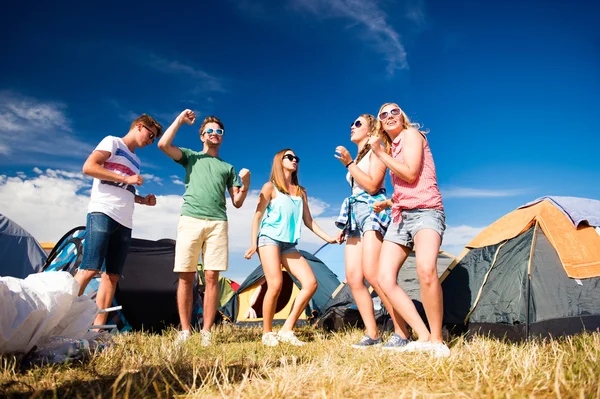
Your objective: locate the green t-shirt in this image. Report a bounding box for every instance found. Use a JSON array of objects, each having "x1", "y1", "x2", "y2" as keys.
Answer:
[{"x1": 176, "y1": 148, "x2": 241, "y2": 220}]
